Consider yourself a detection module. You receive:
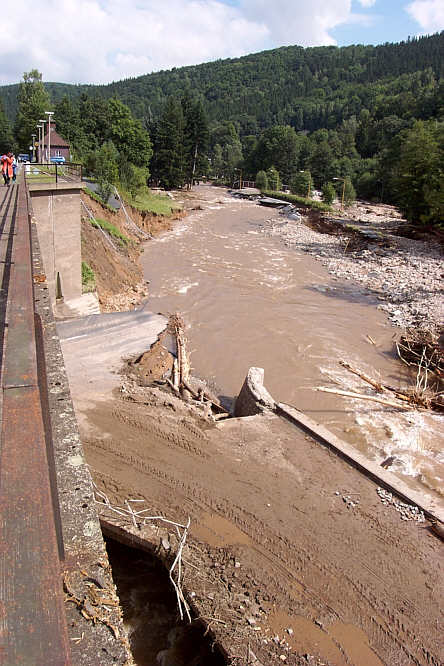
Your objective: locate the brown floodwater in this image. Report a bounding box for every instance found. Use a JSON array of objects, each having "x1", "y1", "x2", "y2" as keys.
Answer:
[{"x1": 140, "y1": 186, "x2": 443, "y2": 498}]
